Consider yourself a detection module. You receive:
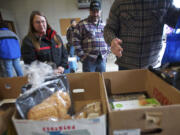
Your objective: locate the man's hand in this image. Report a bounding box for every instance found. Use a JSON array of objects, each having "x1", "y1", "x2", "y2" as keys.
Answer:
[{"x1": 111, "y1": 38, "x2": 123, "y2": 57}]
